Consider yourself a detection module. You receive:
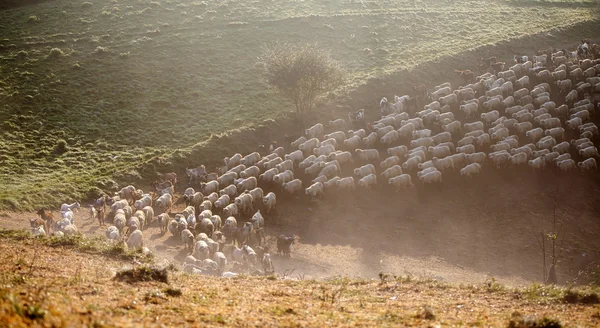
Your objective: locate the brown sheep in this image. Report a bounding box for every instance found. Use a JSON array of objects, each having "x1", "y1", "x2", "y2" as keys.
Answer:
[
  {"x1": 491, "y1": 62, "x2": 505, "y2": 74},
  {"x1": 36, "y1": 208, "x2": 54, "y2": 233}
]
